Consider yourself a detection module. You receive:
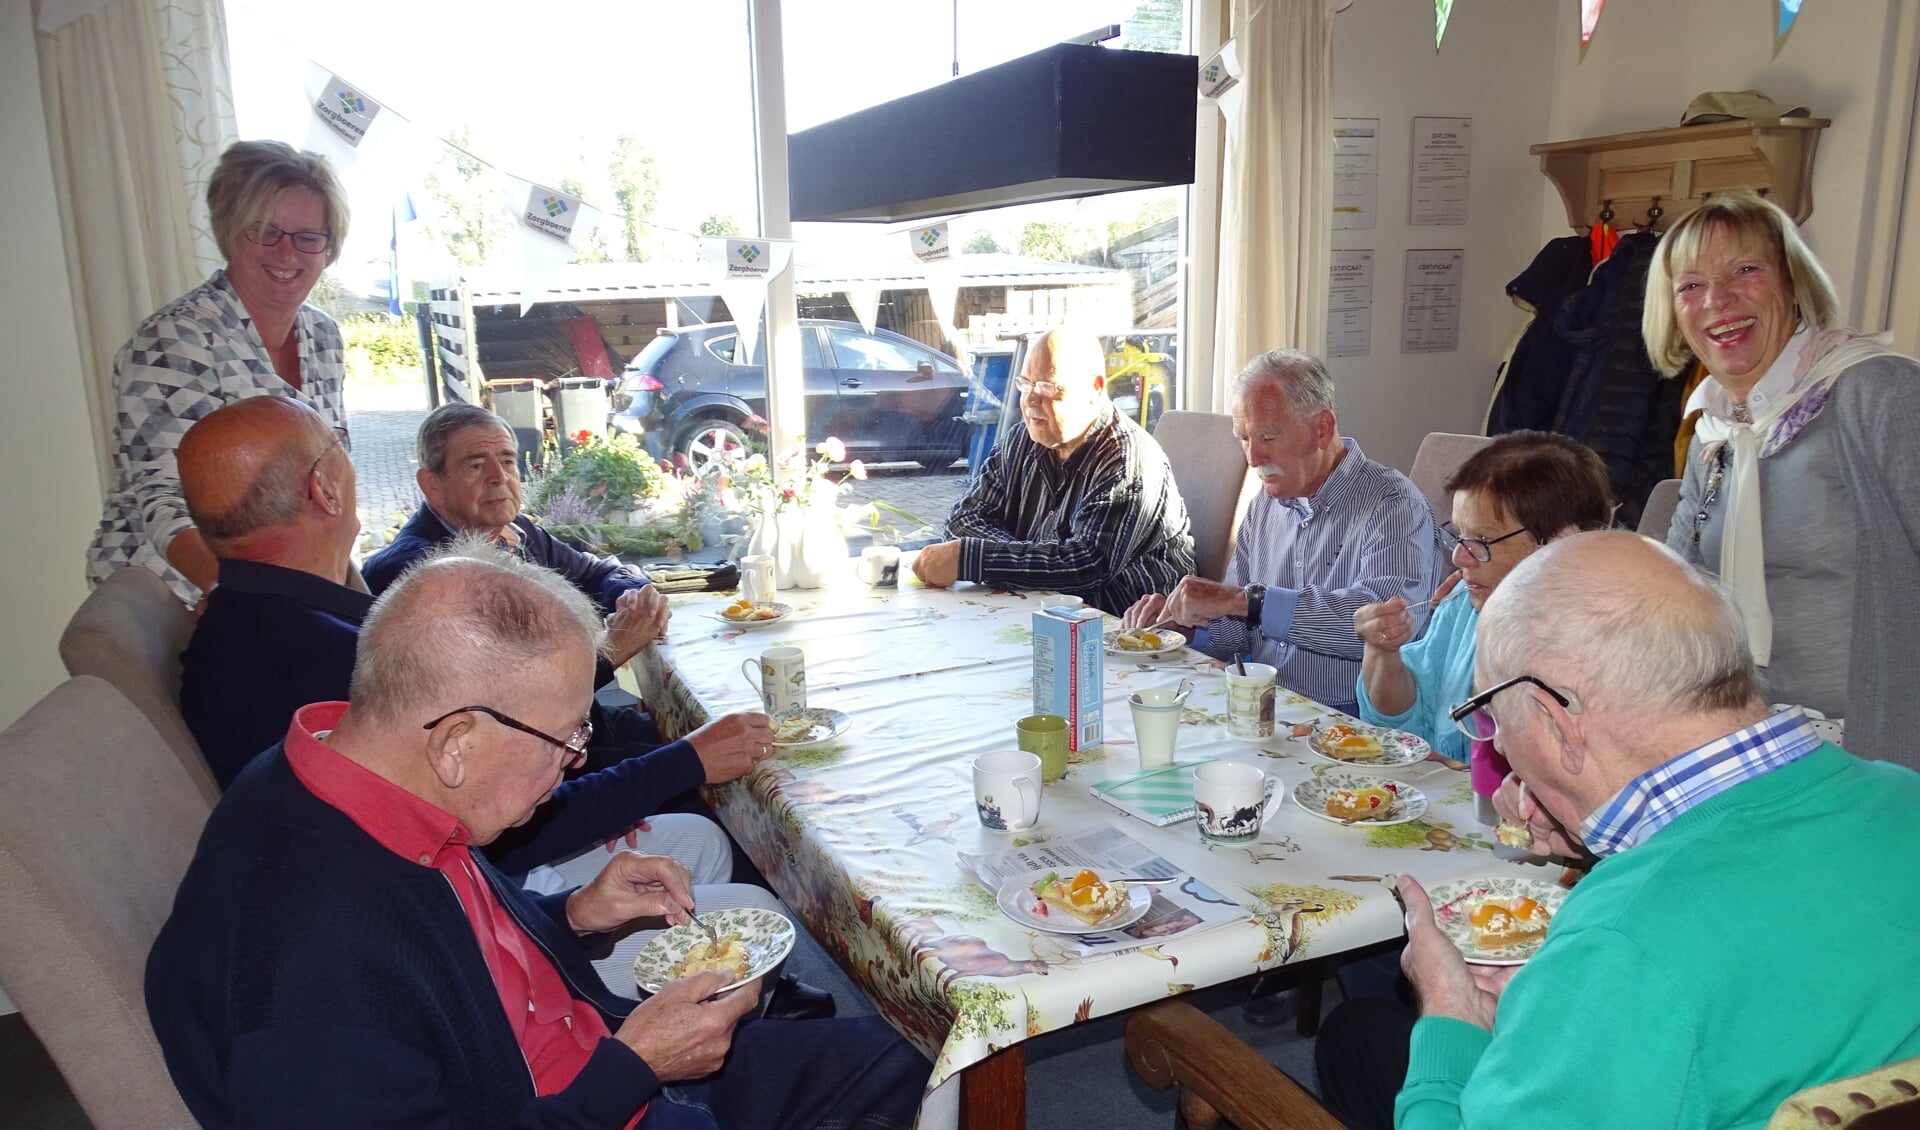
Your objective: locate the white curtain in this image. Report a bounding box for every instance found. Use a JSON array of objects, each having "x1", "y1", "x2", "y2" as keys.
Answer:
[
  {"x1": 1210, "y1": 0, "x2": 1334, "y2": 406},
  {"x1": 36, "y1": 0, "x2": 235, "y2": 487}
]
